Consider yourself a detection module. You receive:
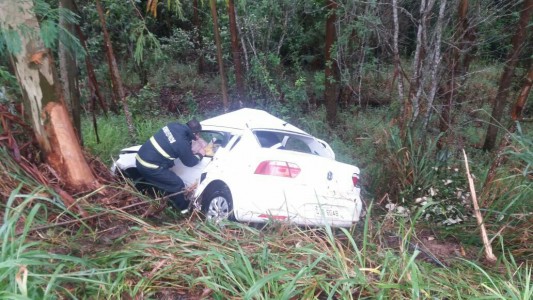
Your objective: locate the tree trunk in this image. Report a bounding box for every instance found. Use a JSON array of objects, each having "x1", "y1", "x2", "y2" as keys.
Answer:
[
  {"x1": 235, "y1": 12, "x2": 249, "y2": 74},
  {"x1": 392, "y1": 0, "x2": 406, "y2": 132},
  {"x1": 0, "y1": 0, "x2": 97, "y2": 191},
  {"x1": 193, "y1": 0, "x2": 206, "y2": 74},
  {"x1": 483, "y1": 0, "x2": 533, "y2": 151},
  {"x1": 439, "y1": 0, "x2": 469, "y2": 145},
  {"x1": 458, "y1": 24, "x2": 476, "y2": 100},
  {"x1": 422, "y1": 0, "x2": 446, "y2": 132},
  {"x1": 228, "y1": 0, "x2": 246, "y2": 106},
  {"x1": 407, "y1": 0, "x2": 433, "y2": 128},
  {"x1": 511, "y1": 62, "x2": 533, "y2": 121},
  {"x1": 95, "y1": 0, "x2": 137, "y2": 141},
  {"x1": 482, "y1": 62, "x2": 533, "y2": 206},
  {"x1": 75, "y1": 25, "x2": 110, "y2": 116},
  {"x1": 324, "y1": 0, "x2": 338, "y2": 126},
  {"x1": 59, "y1": 0, "x2": 82, "y2": 143},
  {"x1": 71, "y1": 0, "x2": 110, "y2": 116},
  {"x1": 210, "y1": 0, "x2": 230, "y2": 110}
]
